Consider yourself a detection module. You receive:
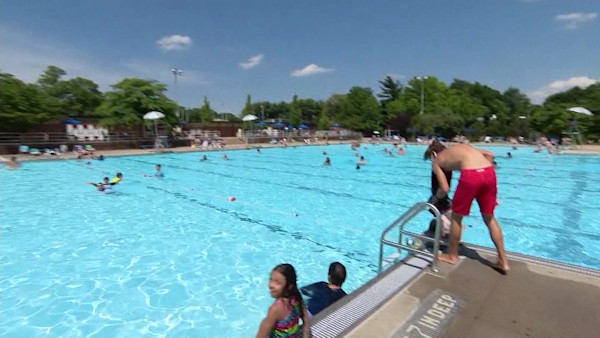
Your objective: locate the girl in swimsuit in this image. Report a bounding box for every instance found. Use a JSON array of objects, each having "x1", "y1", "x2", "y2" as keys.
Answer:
[{"x1": 256, "y1": 264, "x2": 309, "y2": 338}]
